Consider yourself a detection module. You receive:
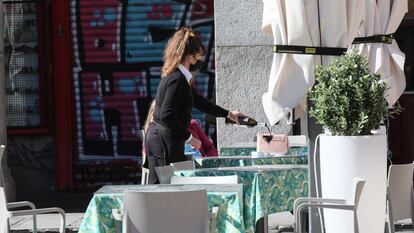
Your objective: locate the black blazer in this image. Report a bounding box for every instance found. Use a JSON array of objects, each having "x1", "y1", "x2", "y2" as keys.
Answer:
[{"x1": 153, "y1": 70, "x2": 229, "y2": 141}]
